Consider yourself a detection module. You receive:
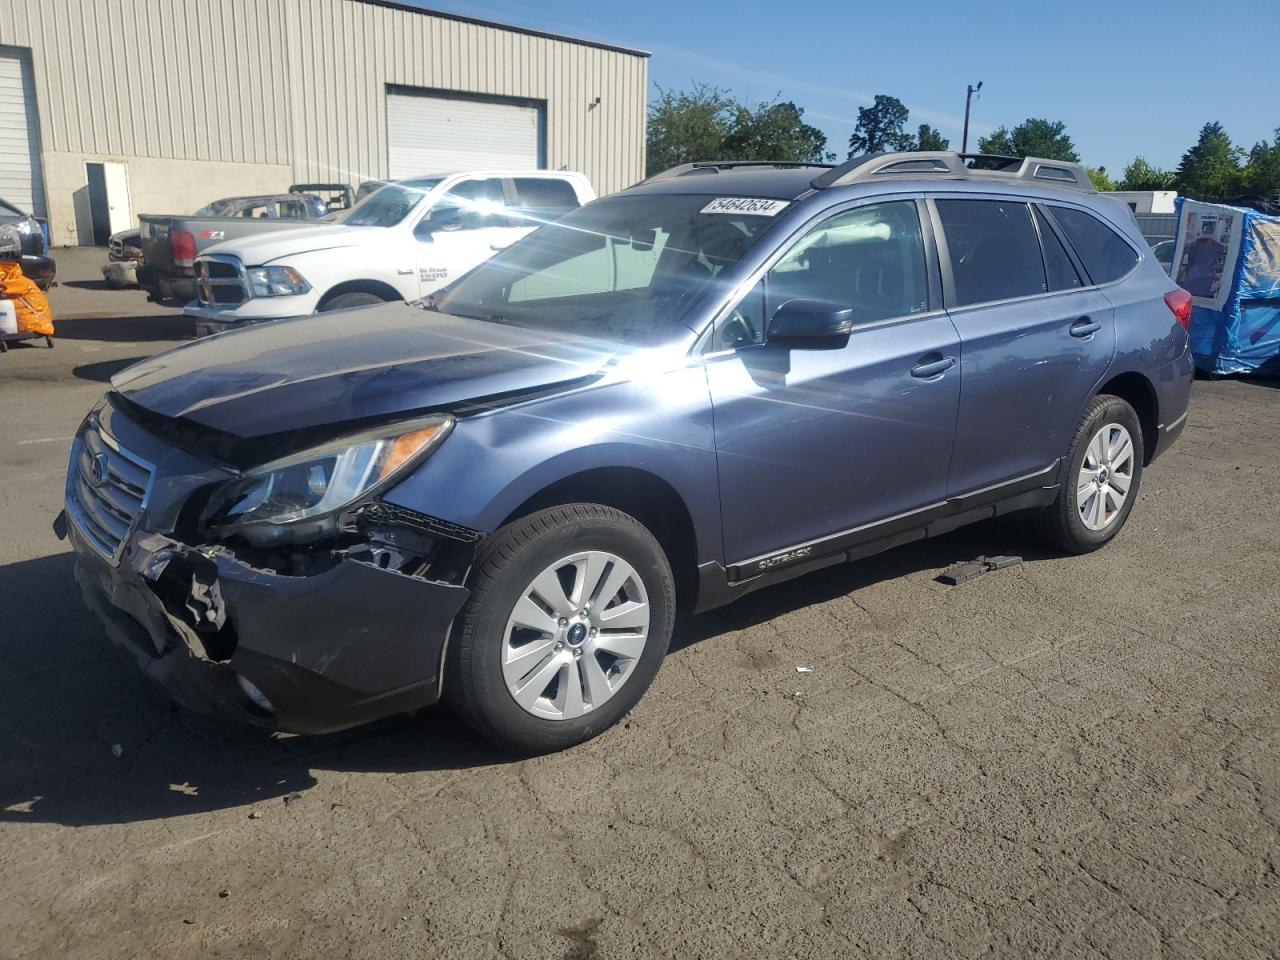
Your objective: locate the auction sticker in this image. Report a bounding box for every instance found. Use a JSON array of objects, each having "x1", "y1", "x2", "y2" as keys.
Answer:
[{"x1": 700, "y1": 197, "x2": 790, "y2": 216}]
